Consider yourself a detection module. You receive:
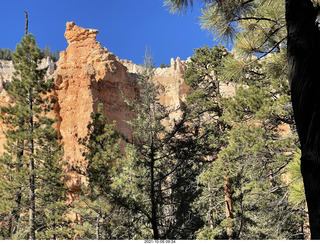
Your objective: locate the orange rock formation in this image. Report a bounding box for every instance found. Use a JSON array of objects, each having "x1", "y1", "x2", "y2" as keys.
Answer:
[{"x1": 53, "y1": 22, "x2": 139, "y2": 191}]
